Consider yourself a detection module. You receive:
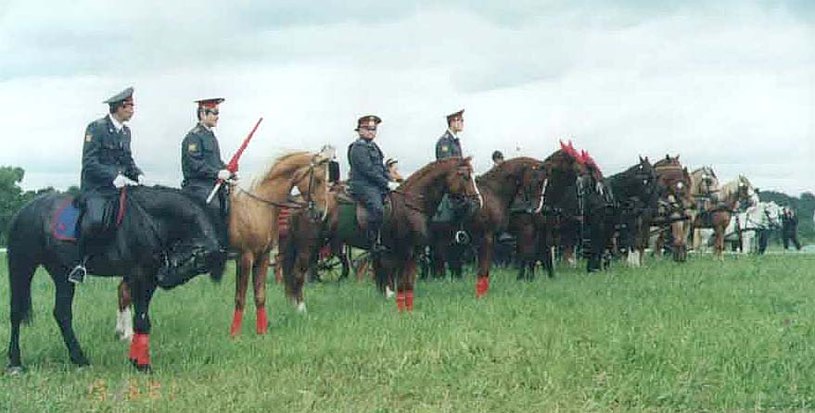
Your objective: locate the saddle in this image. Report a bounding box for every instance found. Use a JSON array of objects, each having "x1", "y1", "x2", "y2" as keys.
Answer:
[
  {"x1": 54, "y1": 189, "x2": 128, "y2": 242},
  {"x1": 336, "y1": 189, "x2": 391, "y2": 233}
]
